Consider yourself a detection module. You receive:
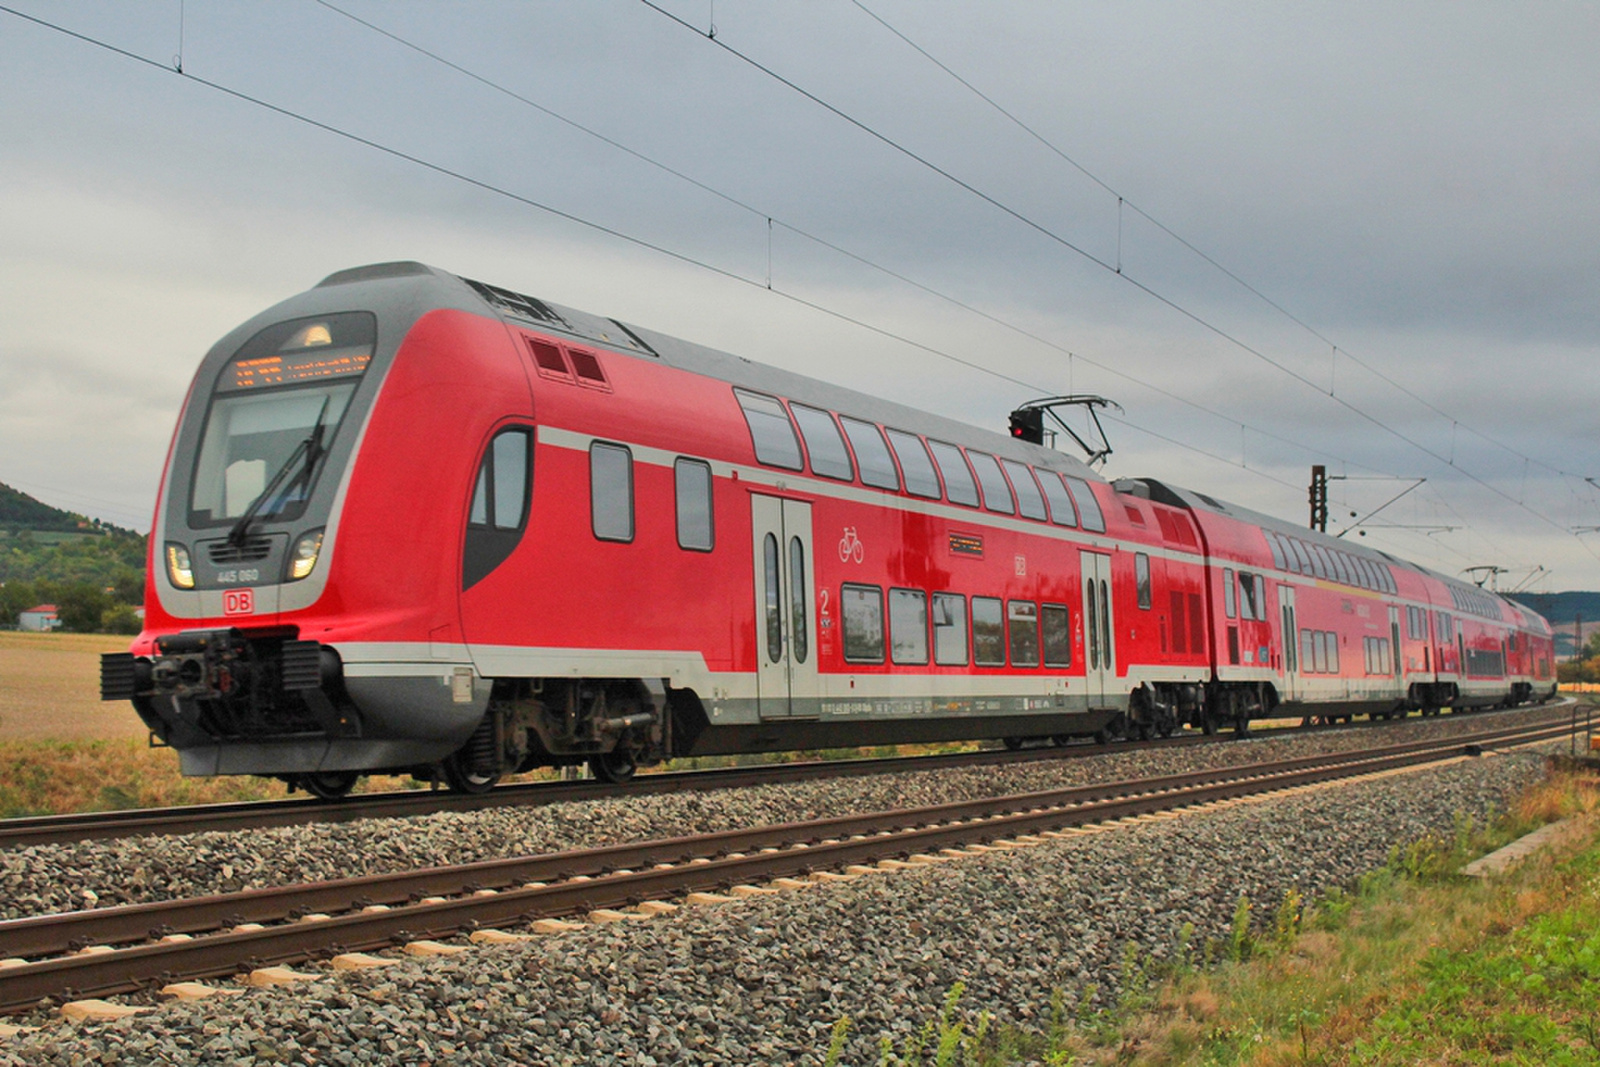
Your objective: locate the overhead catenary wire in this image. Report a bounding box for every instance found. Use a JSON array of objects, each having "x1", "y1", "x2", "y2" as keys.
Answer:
[
  {"x1": 1, "y1": 4, "x2": 1583, "y2": 577},
  {"x1": 640, "y1": 0, "x2": 1599, "y2": 567},
  {"x1": 0, "y1": 3, "x2": 1376, "y2": 507},
  {"x1": 307, "y1": 0, "x2": 1388, "y2": 479},
  {"x1": 850, "y1": 0, "x2": 1592, "y2": 489}
]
